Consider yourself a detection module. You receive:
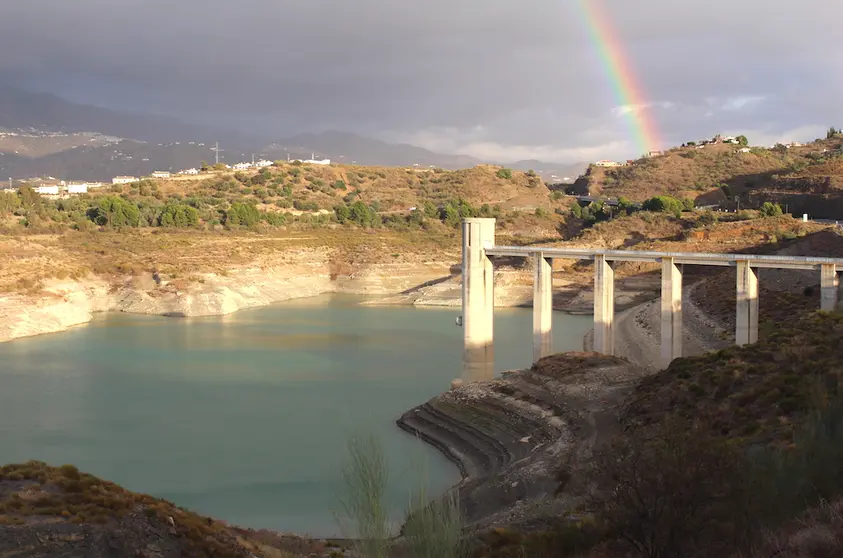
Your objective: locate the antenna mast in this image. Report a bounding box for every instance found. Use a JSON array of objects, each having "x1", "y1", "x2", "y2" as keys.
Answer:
[{"x1": 211, "y1": 142, "x2": 221, "y2": 165}]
